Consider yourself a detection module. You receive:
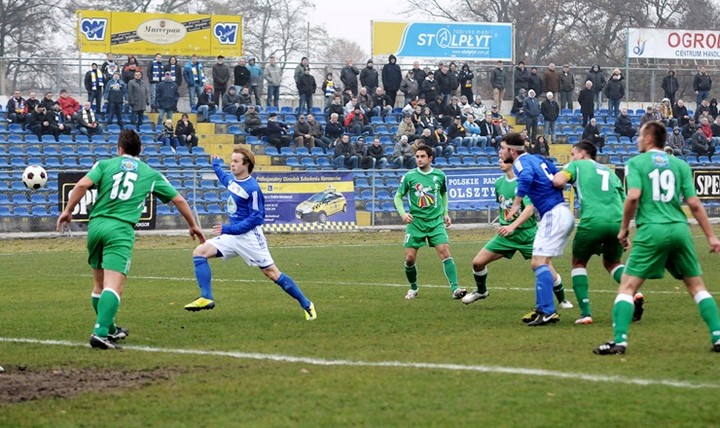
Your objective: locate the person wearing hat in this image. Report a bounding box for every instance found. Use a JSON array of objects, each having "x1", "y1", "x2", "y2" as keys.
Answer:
[
  {"x1": 156, "y1": 70, "x2": 180, "y2": 126},
  {"x1": 266, "y1": 112, "x2": 291, "y2": 154},
  {"x1": 212, "y1": 55, "x2": 231, "y2": 107},
  {"x1": 196, "y1": 84, "x2": 217, "y2": 122},
  {"x1": 421, "y1": 71, "x2": 438, "y2": 101},
  {"x1": 360, "y1": 59, "x2": 378, "y2": 95},
  {"x1": 666, "y1": 125, "x2": 689, "y2": 158},
  {"x1": 84, "y1": 62, "x2": 105, "y2": 116}
]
